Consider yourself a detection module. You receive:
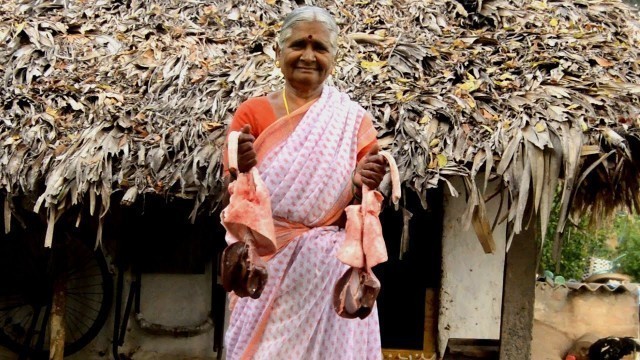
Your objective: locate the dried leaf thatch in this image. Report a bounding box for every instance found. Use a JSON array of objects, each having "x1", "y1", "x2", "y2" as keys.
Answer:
[{"x1": 2, "y1": 0, "x2": 640, "y2": 251}]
